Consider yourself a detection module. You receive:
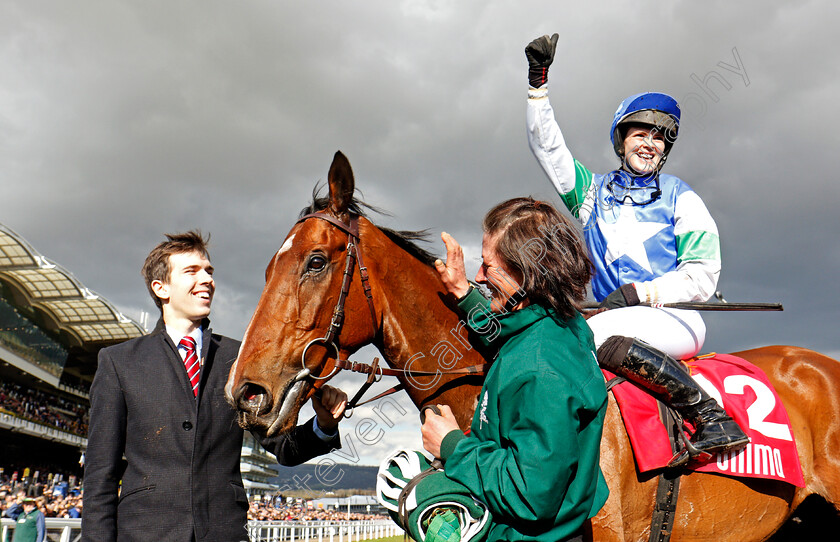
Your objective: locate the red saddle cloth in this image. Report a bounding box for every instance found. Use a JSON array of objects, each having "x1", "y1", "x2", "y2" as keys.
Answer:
[{"x1": 603, "y1": 353, "x2": 805, "y2": 487}]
